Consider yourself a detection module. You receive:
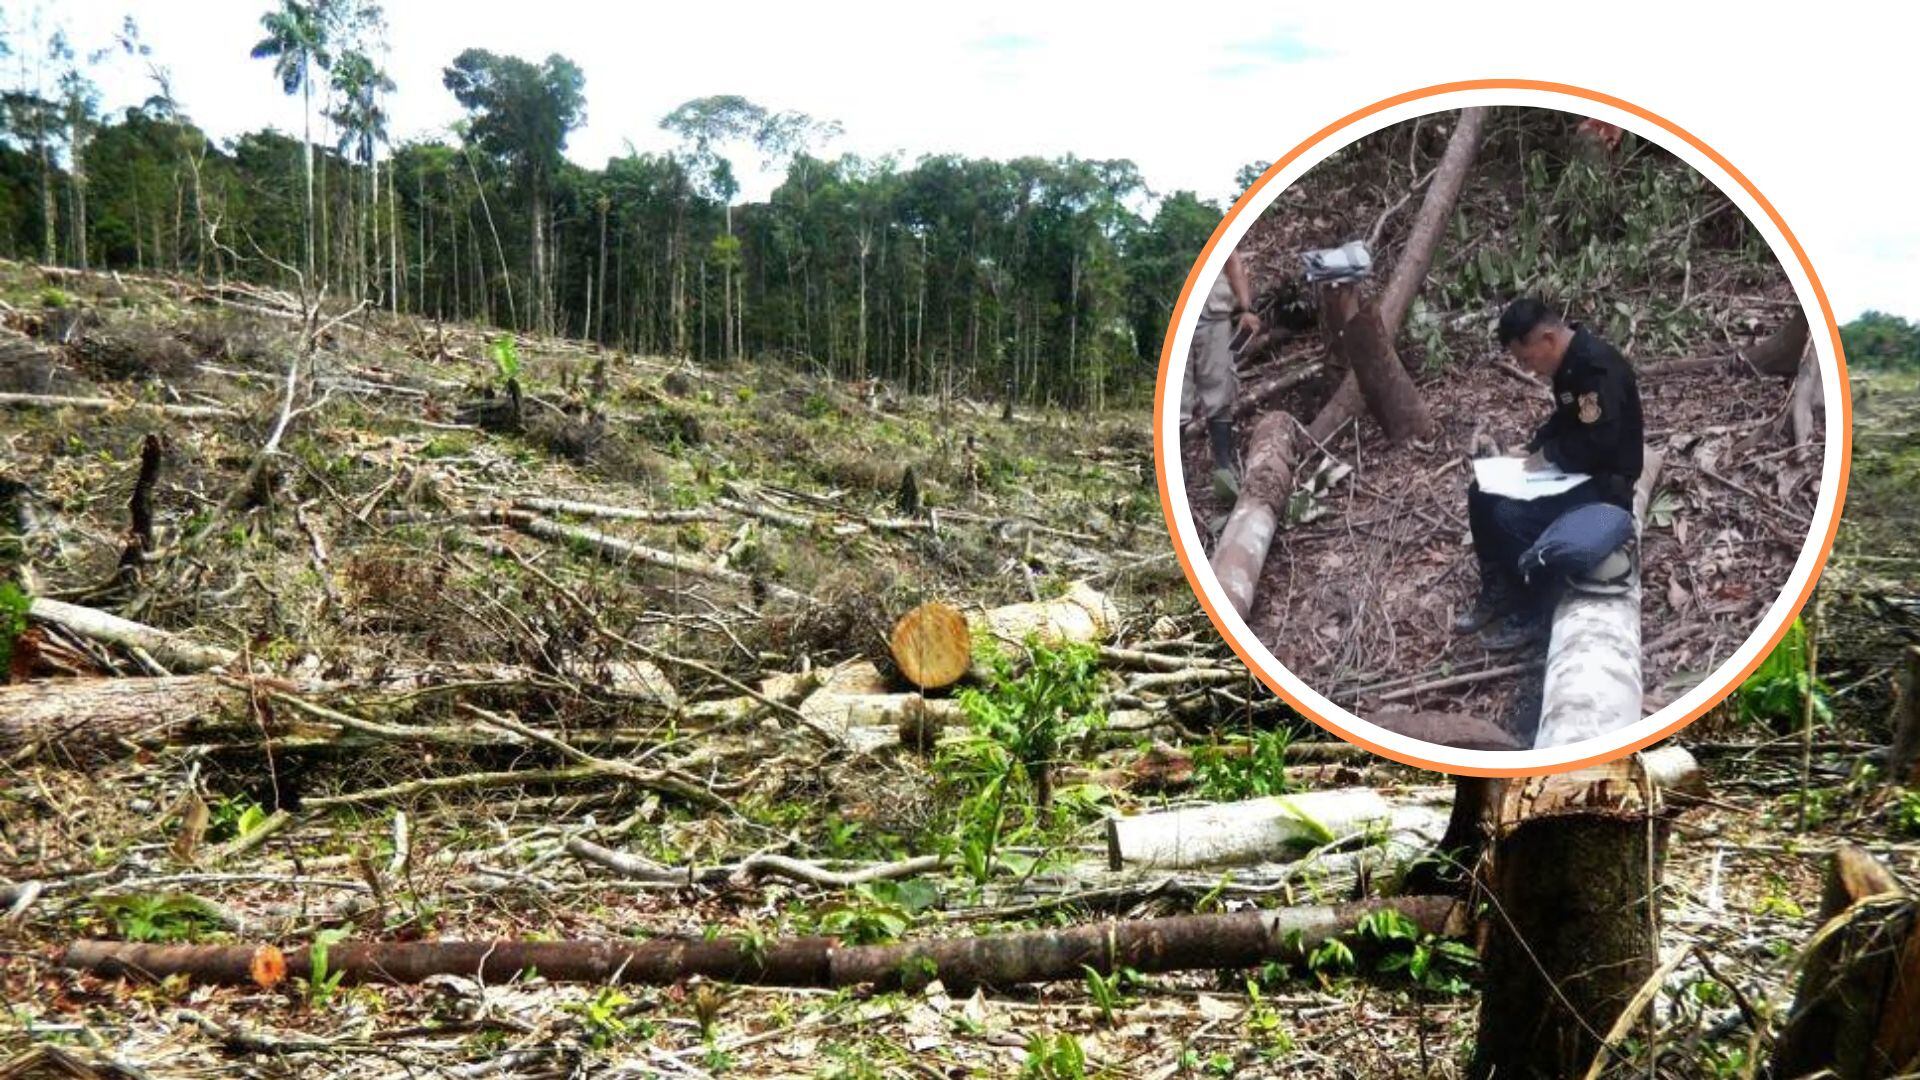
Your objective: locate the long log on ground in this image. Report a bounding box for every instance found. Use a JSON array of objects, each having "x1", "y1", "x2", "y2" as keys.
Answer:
[
  {"x1": 796, "y1": 660, "x2": 966, "y2": 753},
  {"x1": 499, "y1": 510, "x2": 808, "y2": 606},
  {"x1": 1307, "y1": 107, "x2": 1488, "y2": 443},
  {"x1": 1532, "y1": 450, "x2": 1664, "y2": 749},
  {"x1": 893, "y1": 583, "x2": 1127, "y2": 692},
  {"x1": 1469, "y1": 746, "x2": 1701, "y2": 1080},
  {"x1": 1209, "y1": 411, "x2": 1296, "y2": 619},
  {"x1": 0, "y1": 391, "x2": 234, "y2": 420},
  {"x1": 0, "y1": 675, "x2": 263, "y2": 755},
  {"x1": 1378, "y1": 107, "x2": 1490, "y2": 334},
  {"x1": 972, "y1": 580, "x2": 1119, "y2": 668},
  {"x1": 61, "y1": 894, "x2": 1462, "y2": 992},
  {"x1": 1105, "y1": 787, "x2": 1408, "y2": 870},
  {"x1": 1773, "y1": 846, "x2": 1919, "y2": 1080},
  {"x1": 27, "y1": 597, "x2": 238, "y2": 673}
]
